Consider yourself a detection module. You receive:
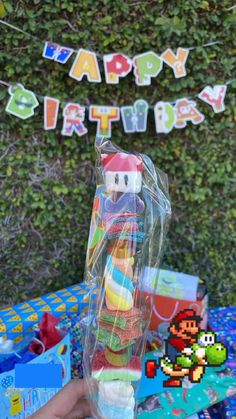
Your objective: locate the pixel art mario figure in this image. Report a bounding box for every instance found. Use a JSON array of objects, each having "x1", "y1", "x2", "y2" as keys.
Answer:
[
  {"x1": 160, "y1": 309, "x2": 227, "y2": 387},
  {"x1": 61, "y1": 103, "x2": 88, "y2": 137}
]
